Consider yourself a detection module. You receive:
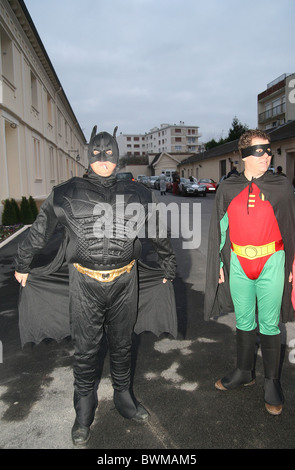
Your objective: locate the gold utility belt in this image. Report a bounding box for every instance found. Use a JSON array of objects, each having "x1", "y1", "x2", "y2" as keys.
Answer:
[
  {"x1": 74, "y1": 260, "x2": 135, "y2": 283},
  {"x1": 232, "y1": 241, "x2": 282, "y2": 260}
]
